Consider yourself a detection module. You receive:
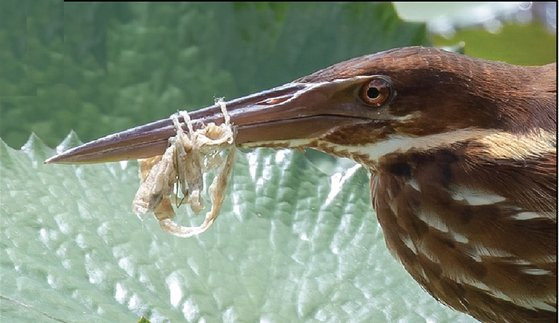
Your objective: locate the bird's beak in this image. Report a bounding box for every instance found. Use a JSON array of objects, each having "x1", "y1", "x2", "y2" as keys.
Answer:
[{"x1": 46, "y1": 76, "x2": 377, "y2": 164}]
